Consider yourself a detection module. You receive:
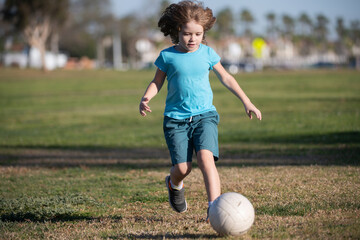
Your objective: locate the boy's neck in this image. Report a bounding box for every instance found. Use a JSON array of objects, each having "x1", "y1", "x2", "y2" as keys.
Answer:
[{"x1": 175, "y1": 44, "x2": 200, "y2": 53}]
